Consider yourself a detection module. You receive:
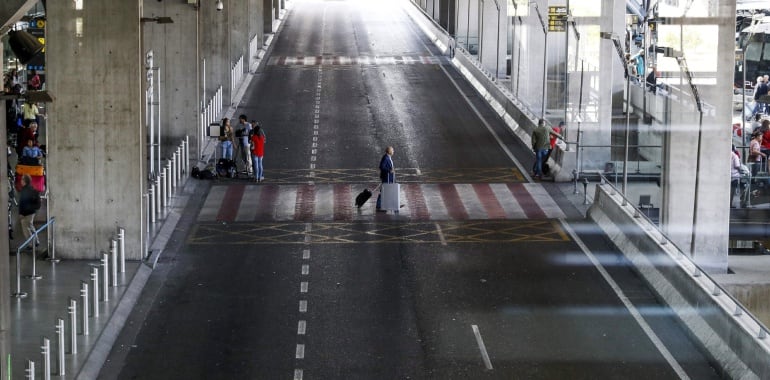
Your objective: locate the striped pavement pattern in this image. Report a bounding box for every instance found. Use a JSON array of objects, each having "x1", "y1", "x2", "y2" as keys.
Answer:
[
  {"x1": 268, "y1": 55, "x2": 442, "y2": 66},
  {"x1": 198, "y1": 183, "x2": 565, "y2": 222}
]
